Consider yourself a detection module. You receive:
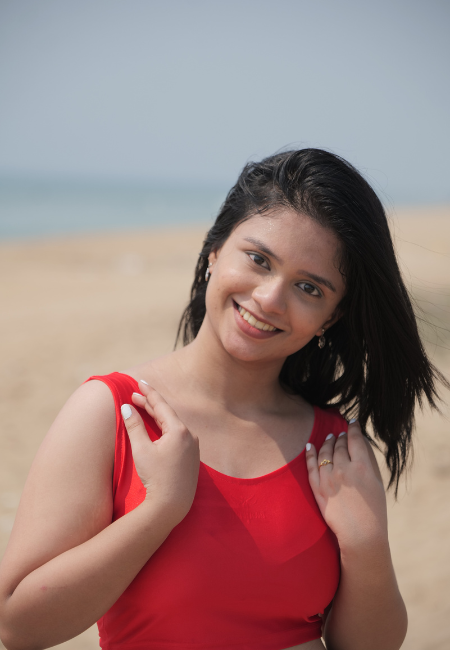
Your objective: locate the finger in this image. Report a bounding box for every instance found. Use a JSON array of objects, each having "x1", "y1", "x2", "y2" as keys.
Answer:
[
  {"x1": 333, "y1": 430, "x2": 351, "y2": 463},
  {"x1": 138, "y1": 379, "x2": 150, "y2": 395},
  {"x1": 131, "y1": 391, "x2": 146, "y2": 408},
  {"x1": 346, "y1": 419, "x2": 369, "y2": 462},
  {"x1": 131, "y1": 391, "x2": 161, "y2": 428},
  {"x1": 130, "y1": 390, "x2": 162, "y2": 431},
  {"x1": 121, "y1": 403, "x2": 153, "y2": 456},
  {"x1": 317, "y1": 433, "x2": 336, "y2": 470},
  {"x1": 305, "y1": 442, "x2": 320, "y2": 492},
  {"x1": 143, "y1": 387, "x2": 186, "y2": 436},
  {"x1": 134, "y1": 381, "x2": 163, "y2": 425},
  {"x1": 136, "y1": 380, "x2": 157, "y2": 417}
]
